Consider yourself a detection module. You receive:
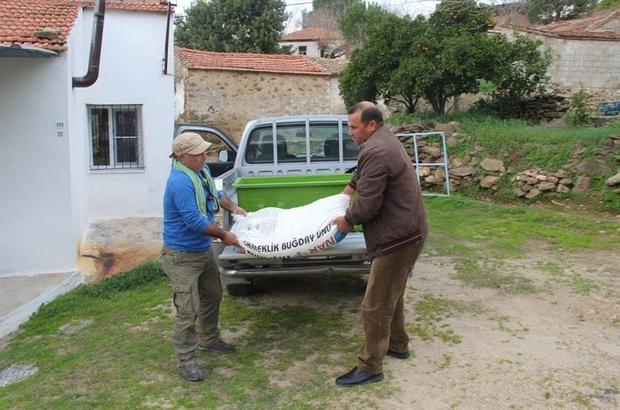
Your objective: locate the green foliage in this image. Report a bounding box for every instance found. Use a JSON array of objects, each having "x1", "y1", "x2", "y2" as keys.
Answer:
[
  {"x1": 598, "y1": 0, "x2": 620, "y2": 10},
  {"x1": 339, "y1": 0, "x2": 549, "y2": 116},
  {"x1": 75, "y1": 261, "x2": 167, "y2": 299},
  {"x1": 526, "y1": 0, "x2": 598, "y2": 23},
  {"x1": 475, "y1": 33, "x2": 553, "y2": 119},
  {"x1": 337, "y1": 2, "x2": 391, "y2": 49},
  {"x1": 478, "y1": 79, "x2": 496, "y2": 93},
  {"x1": 339, "y1": 13, "x2": 425, "y2": 110},
  {"x1": 564, "y1": 88, "x2": 592, "y2": 127},
  {"x1": 174, "y1": 0, "x2": 288, "y2": 53}
]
